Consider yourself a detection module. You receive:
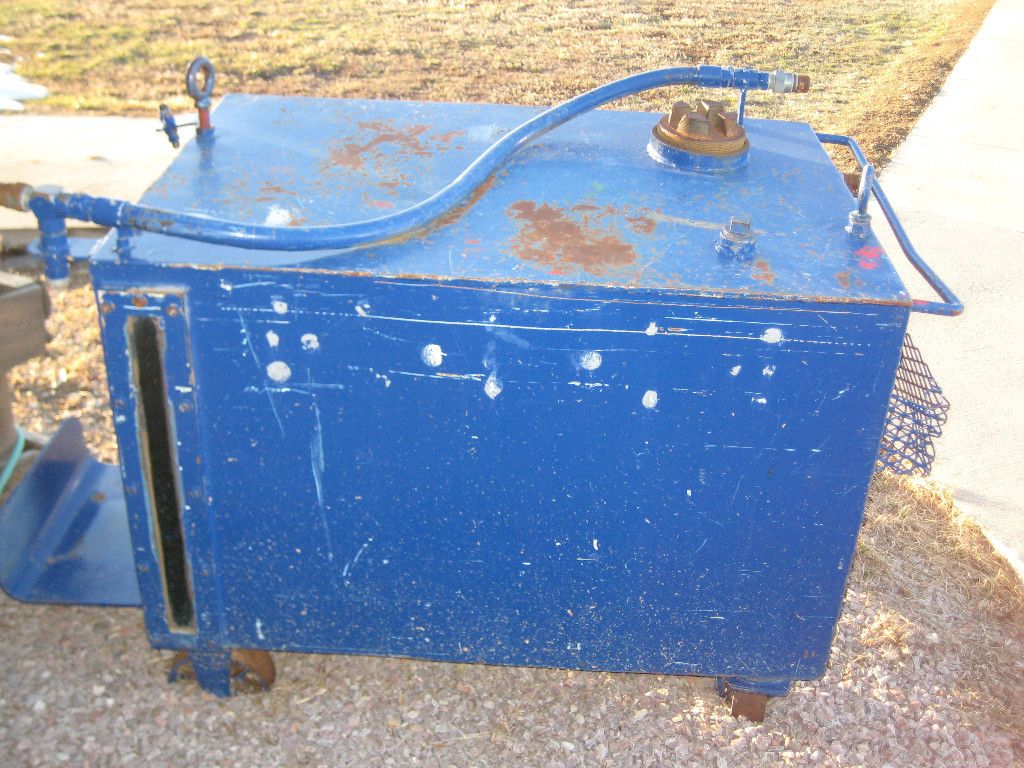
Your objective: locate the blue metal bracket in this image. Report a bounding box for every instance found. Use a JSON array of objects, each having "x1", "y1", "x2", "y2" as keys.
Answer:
[
  {"x1": 817, "y1": 132, "x2": 963, "y2": 317},
  {"x1": 0, "y1": 419, "x2": 140, "y2": 607}
]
